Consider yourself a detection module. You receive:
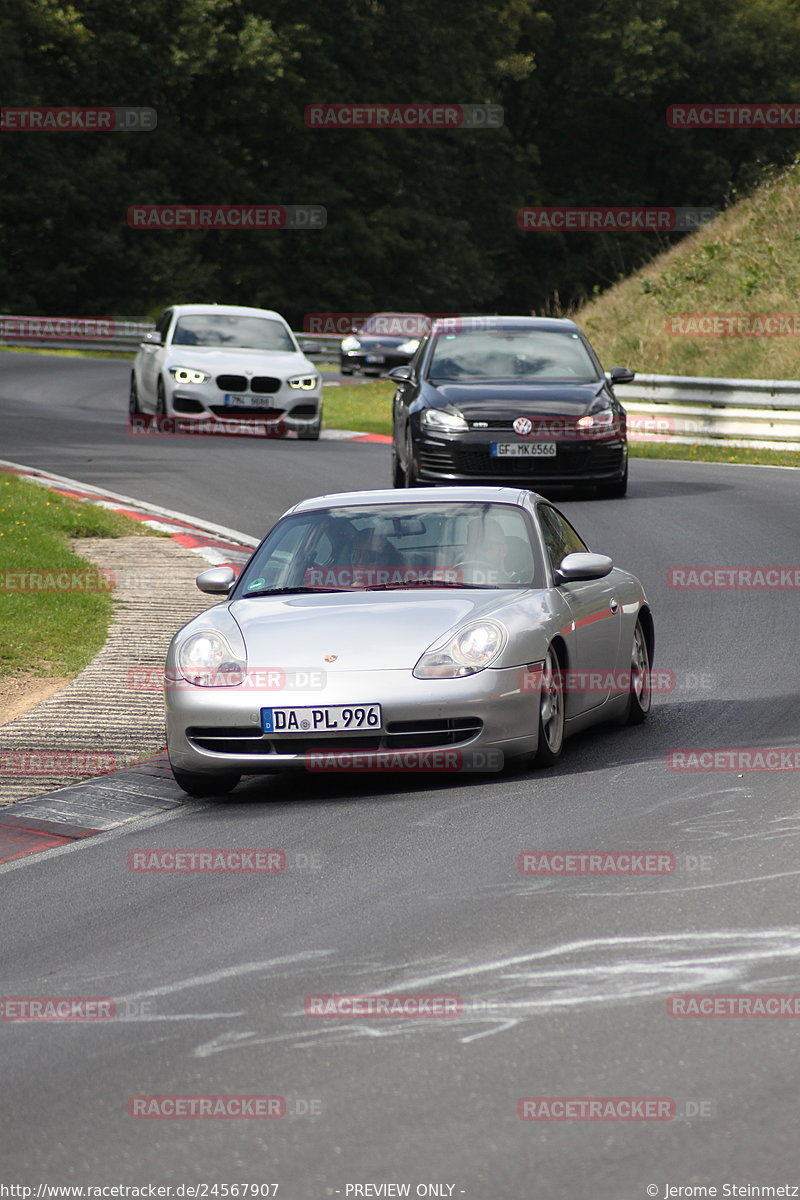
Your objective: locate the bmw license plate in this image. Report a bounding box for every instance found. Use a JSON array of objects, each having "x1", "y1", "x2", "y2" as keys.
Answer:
[
  {"x1": 262, "y1": 704, "x2": 382, "y2": 734},
  {"x1": 491, "y1": 442, "x2": 557, "y2": 457},
  {"x1": 365, "y1": 355, "x2": 385, "y2": 364},
  {"x1": 224, "y1": 393, "x2": 261, "y2": 407}
]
